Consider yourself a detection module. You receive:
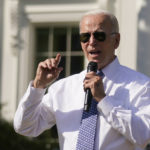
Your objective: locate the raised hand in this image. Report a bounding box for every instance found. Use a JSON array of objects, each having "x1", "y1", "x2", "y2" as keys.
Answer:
[{"x1": 33, "y1": 53, "x2": 63, "y2": 89}]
